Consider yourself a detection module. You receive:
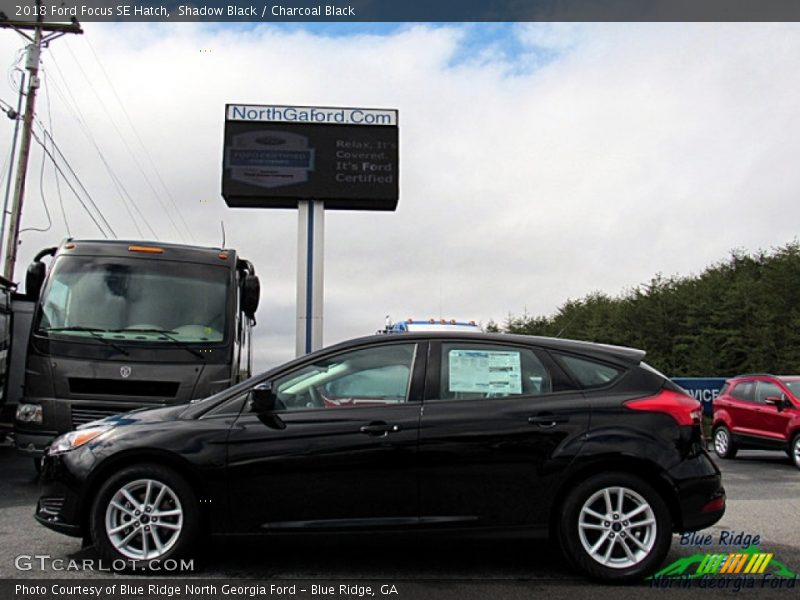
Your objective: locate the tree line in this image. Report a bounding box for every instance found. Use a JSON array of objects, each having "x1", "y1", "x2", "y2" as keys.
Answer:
[{"x1": 490, "y1": 242, "x2": 800, "y2": 376}]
